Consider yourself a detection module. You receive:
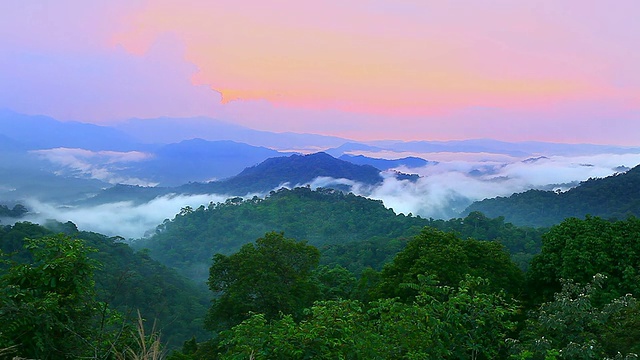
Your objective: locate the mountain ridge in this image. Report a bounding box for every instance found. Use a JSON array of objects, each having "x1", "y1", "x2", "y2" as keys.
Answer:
[{"x1": 463, "y1": 165, "x2": 640, "y2": 227}]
